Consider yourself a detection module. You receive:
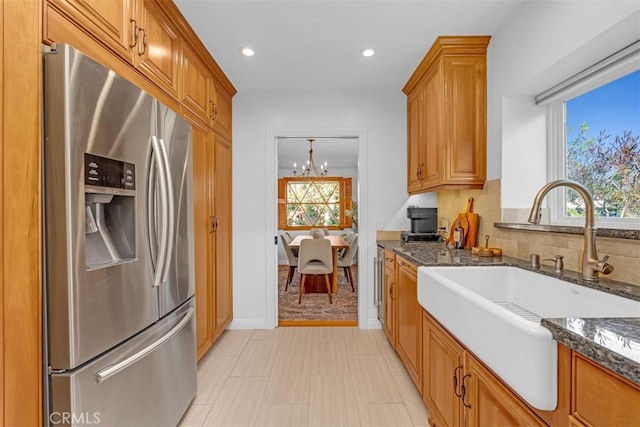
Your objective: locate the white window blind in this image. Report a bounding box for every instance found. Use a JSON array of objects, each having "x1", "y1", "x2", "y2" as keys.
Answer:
[{"x1": 535, "y1": 41, "x2": 640, "y2": 106}]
